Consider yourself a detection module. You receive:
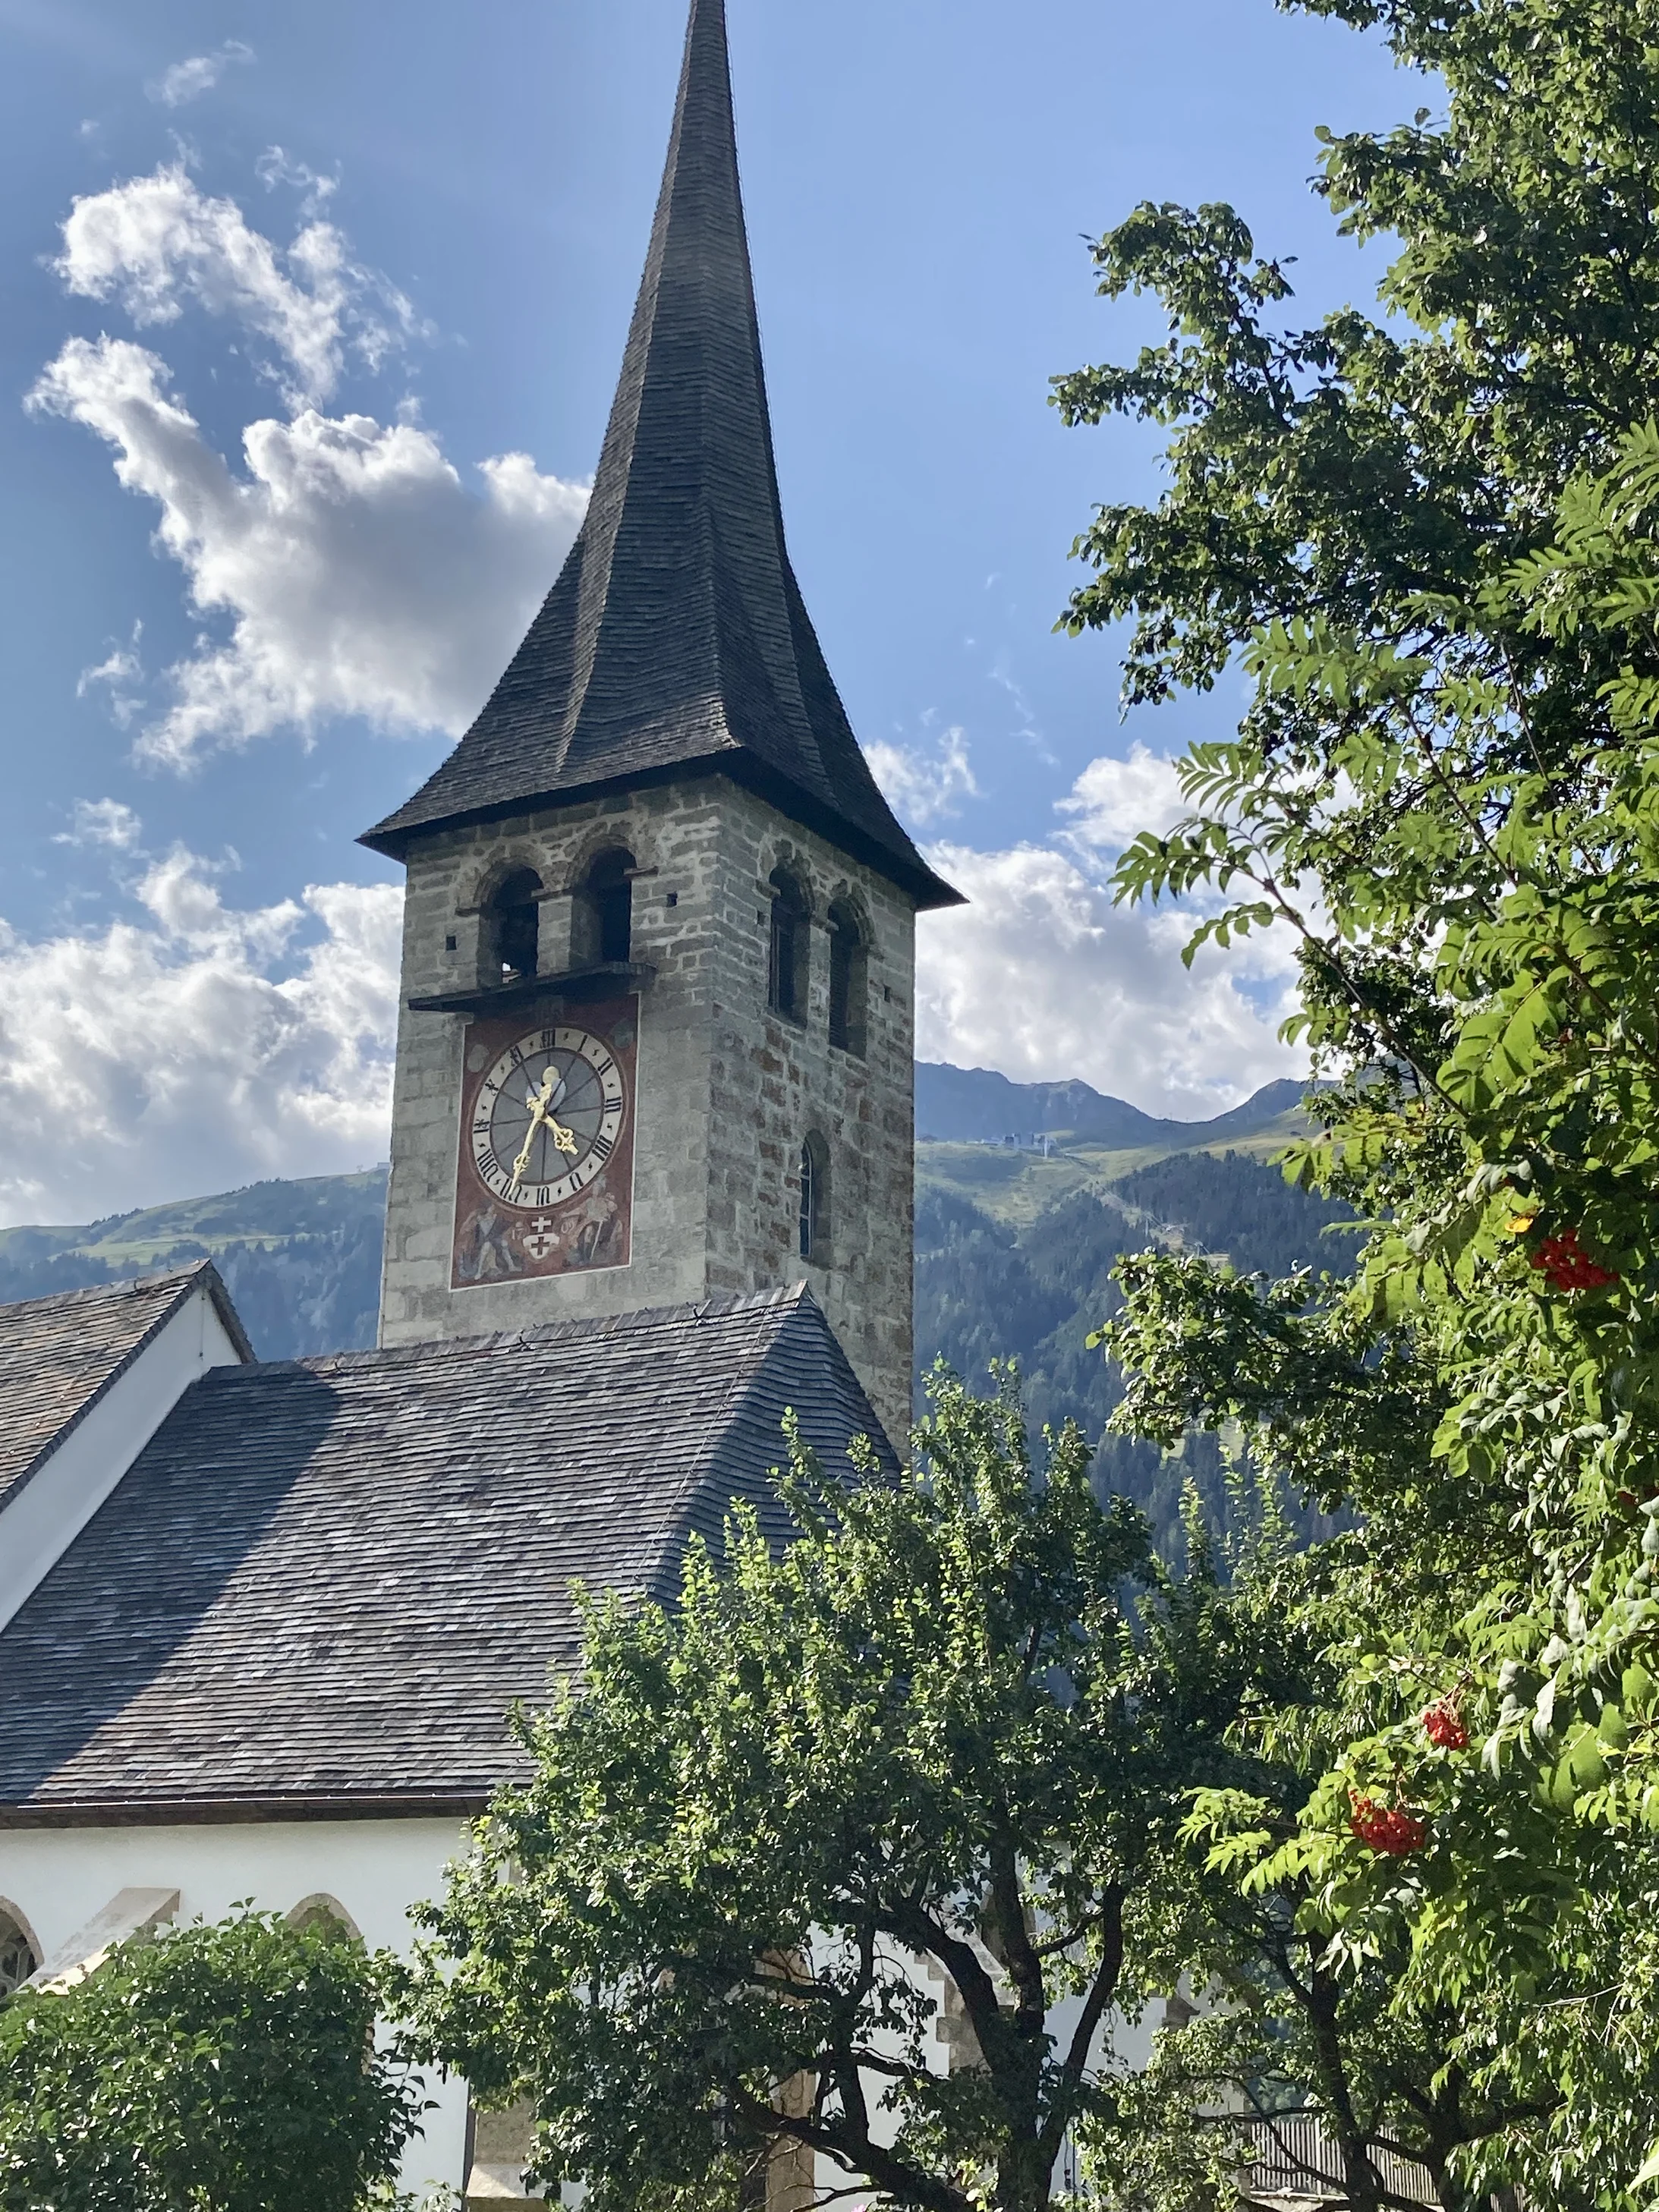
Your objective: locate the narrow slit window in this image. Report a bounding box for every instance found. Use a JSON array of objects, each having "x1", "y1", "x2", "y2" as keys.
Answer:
[
  {"x1": 827, "y1": 902, "x2": 867, "y2": 1057},
  {"x1": 768, "y1": 869, "x2": 809, "y2": 1019},
  {"x1": 798, "y1": 1133, "x2": 830, "y2": 1263}
]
